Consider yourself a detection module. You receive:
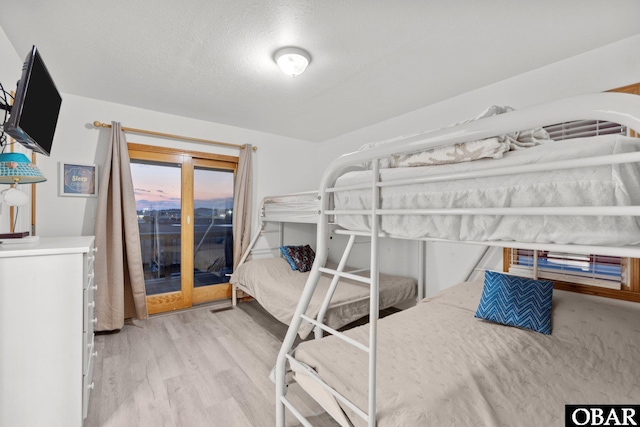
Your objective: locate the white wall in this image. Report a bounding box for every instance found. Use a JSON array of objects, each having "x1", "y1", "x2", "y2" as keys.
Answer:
[
  {"x1": 317, "y1": 34, "x2": 640, "y2": 297},
  {"x1": 0, "y1": 26, "x2": 319, "y2": 243},
  {"x1": 0, "y1": 27, "x2": 32, "y2": 234},
  {"x1": 318, "y1": 35, "x2": 640, "y2": 169}
]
